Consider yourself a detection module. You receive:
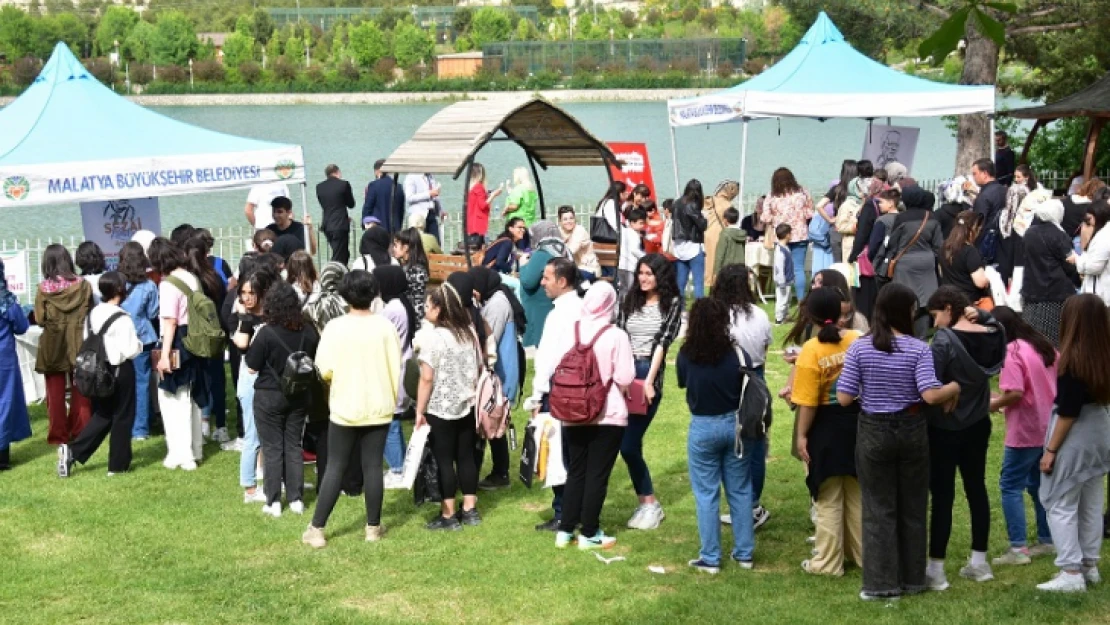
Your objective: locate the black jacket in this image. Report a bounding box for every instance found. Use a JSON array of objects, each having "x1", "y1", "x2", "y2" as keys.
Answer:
[
  {"x1": 935, "y1": 202, "x2": 964, "y2": 240},
  {"x1": 848, "y1": 198, "x2": 880, "y2": 263},
  {"x1": 929, "y1": 312, "x2": 1007, "y2": 430},
  {"x1": 1021, "y1": 220, "x2": 1081, "y2": 303},
  {"x1": 672, "y1": 198, "x2": 707, "y2": 244},
  {"x1": 316, "y1": 176, "x2": 356, "y2": 234},
  {"x1": 362, "y1": 176, "x2": 406, "y2": 231},
  {"x1": 972, "y1": 180, "x2": 1006, "y2": 238}
]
